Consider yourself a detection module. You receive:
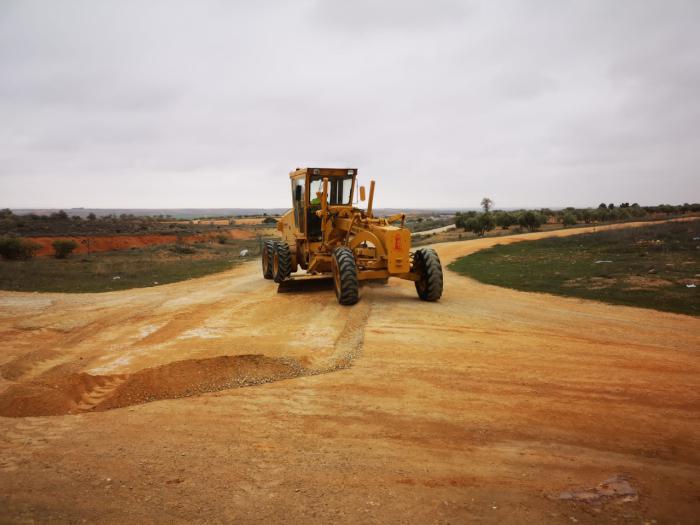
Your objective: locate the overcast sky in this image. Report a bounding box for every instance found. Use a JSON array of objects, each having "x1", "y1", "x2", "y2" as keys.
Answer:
[{"x1": 1, "y1": 1, "x2": 698, "y2": 209}]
